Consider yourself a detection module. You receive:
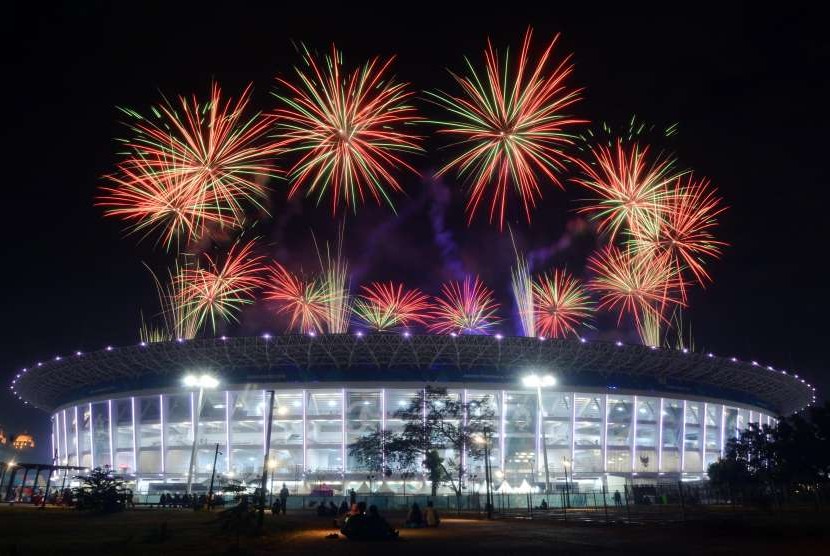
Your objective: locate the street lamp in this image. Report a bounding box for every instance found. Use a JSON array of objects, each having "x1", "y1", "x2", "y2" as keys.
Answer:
[
  {"x1": 522, "y1": 373, "x2": 556, "y2": 494},
  {"x1": 267, "y1": 459, "x2": 277, "y2": 508},
  {"x1": 474, "y1": 429, "x2": 493, "y2": 519},
  {"x1": 562, "y1": 456, "x2": 572, "y2": 508},
  {"x1": 183, "y1": 373, "x2": 219, "y2": 494}
]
